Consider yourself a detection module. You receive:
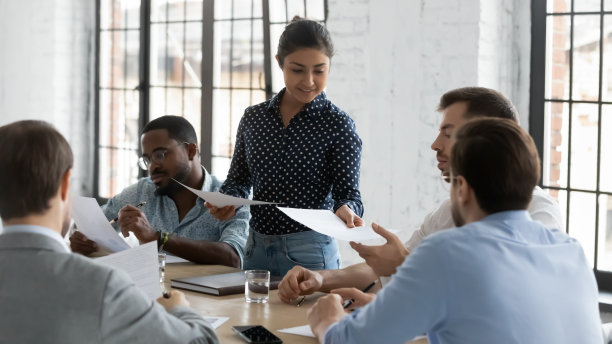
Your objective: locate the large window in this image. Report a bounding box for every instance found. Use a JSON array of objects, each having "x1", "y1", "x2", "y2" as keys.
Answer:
[
  {"x1": 95, "y1": 0, "x2": 327, "y2": 199},
  {"x1": 531, "y1": 0, "x2": 612, "y2": 288}
]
